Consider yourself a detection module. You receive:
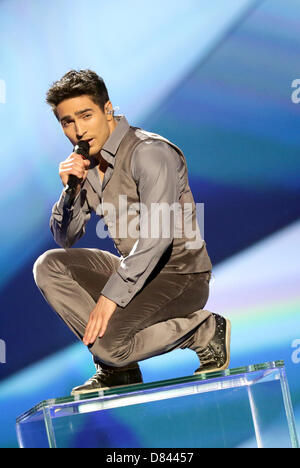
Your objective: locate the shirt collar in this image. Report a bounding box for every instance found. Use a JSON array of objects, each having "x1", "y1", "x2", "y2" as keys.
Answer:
[
  {"x1": 100, "y1": 115, "x2": 130, "y2": 167},
  {"x1": 86, "y1": 115, "x2": 130, "y2": 194}
]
